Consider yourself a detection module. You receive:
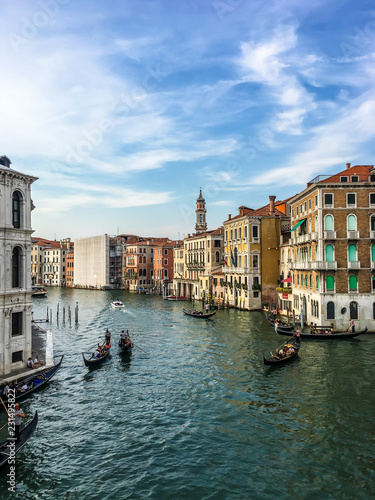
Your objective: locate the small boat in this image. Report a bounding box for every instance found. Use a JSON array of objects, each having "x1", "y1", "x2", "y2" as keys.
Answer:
[
  {"x1": 263, "y1": 339, "x2": 301, "y2": 365},
  {"x1": 276, "y1": 326, "x2": 368, "y2": 339},
  {"x1": 82, "y1": 344, "x2": 111, "y2": 367},
  {"x1": 182, "y1": 308, "x2": 216, "y2": 319},
  {"x1": 111, "y1": 300, "x2": 125, "y2": 309},
  {"x1": 0, "y1": 411, "x2": 38, "y2": 471},
  {"x1": 118, "y1": 339, "x2": 133, "y2": 353},
  {"x1": 266, "y1": 314, "x2": 293, "y2": 331},
  {"x1": 165, "y1": 296, "x2": 188, "y2": 301},
  {"x1": 1, "y1": 356, "x2": 64, "y2": 404},
  {"x1": 31, "y1": 286, "x2": 47, "y2": 298}
]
